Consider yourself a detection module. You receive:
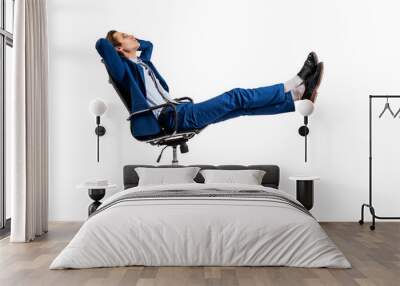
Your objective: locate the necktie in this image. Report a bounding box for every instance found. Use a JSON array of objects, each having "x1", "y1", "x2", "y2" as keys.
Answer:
[{"x1": 137, "y1": 59, "x2": 178, "y2": 104}]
